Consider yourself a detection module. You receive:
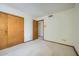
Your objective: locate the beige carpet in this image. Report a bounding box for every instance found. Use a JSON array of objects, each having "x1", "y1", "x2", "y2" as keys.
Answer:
[{"x1": 0, "y1": 39, "x2": 77, "y2": 56}]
